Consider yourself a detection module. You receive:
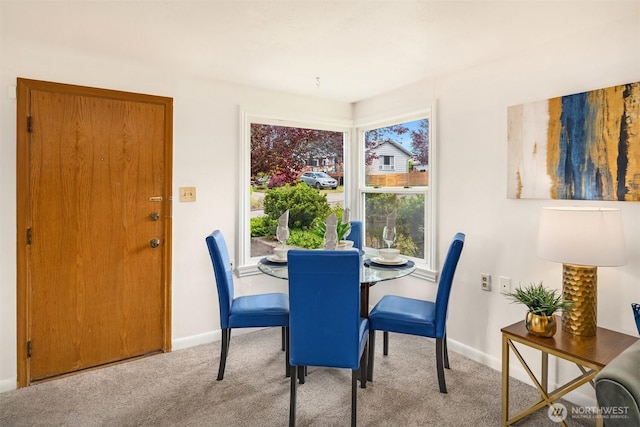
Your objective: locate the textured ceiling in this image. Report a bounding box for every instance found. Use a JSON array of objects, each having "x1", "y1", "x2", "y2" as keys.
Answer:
[{"x1": 2, "y1": 1, "x2": 635, "y2": 102}]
